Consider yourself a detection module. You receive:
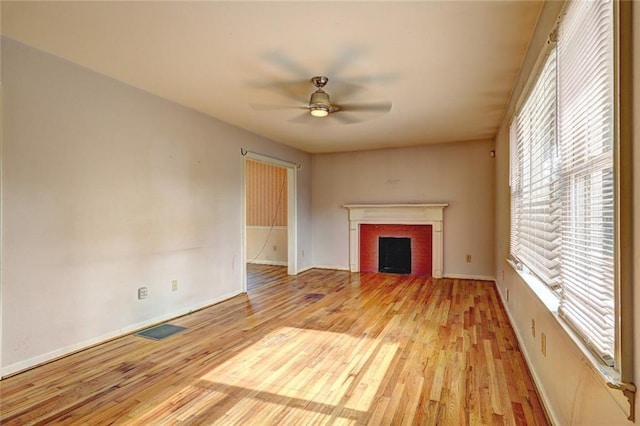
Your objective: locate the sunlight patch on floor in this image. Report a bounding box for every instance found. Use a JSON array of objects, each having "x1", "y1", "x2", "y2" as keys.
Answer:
[{"x1": 136, "y1": 326, "x2": 399, "y2": 423}]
